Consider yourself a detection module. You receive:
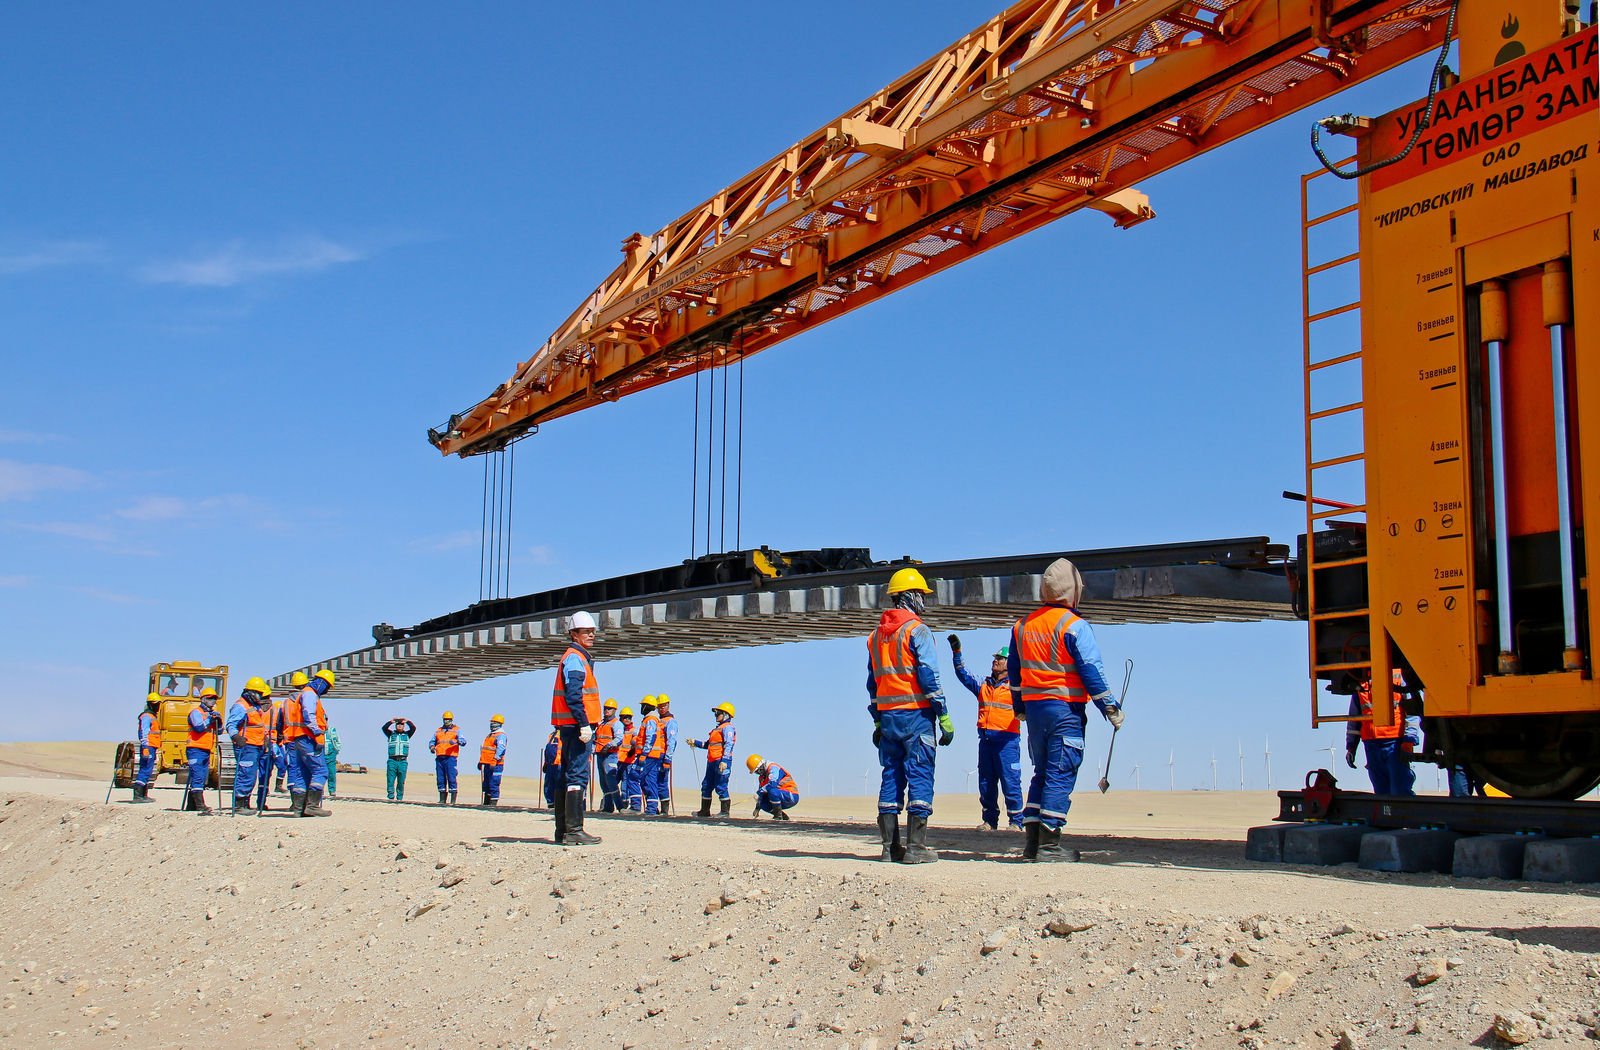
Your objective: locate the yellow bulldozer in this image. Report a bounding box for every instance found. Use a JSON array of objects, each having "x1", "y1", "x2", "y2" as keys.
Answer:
[{"x1": 111, "y1": 661, "x2": 237, "y2": 794}]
